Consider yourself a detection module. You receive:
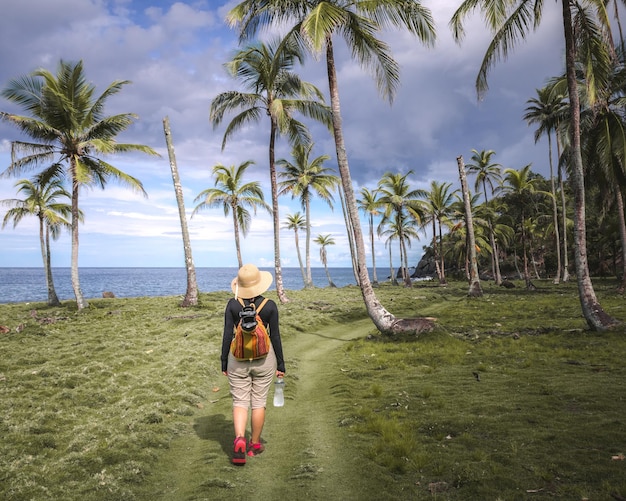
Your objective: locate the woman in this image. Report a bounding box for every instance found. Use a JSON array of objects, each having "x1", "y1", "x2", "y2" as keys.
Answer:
[{"x1": 221, "y1": 263, "x2": 286, "y2": 465}]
